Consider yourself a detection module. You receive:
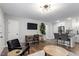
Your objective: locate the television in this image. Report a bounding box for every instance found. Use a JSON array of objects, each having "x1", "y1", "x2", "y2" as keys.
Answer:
[{"x1": 27, "y1": 23, "x2": 38, "y2": 30}]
